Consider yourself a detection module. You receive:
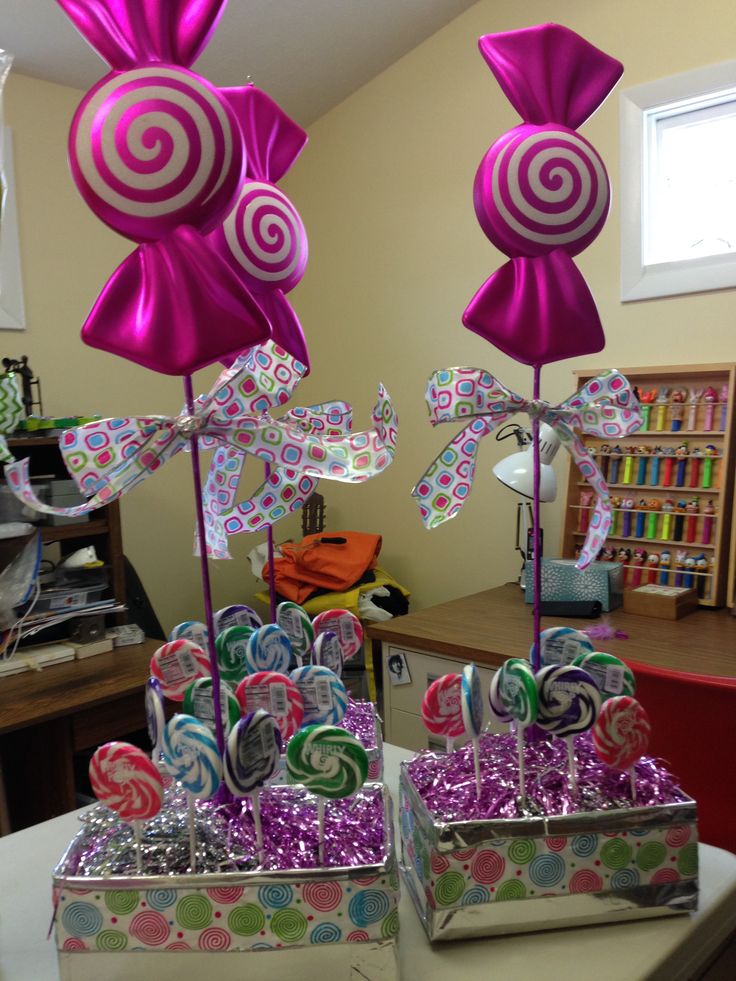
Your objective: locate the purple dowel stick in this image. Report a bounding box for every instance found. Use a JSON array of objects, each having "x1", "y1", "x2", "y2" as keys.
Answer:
[
  {"x1": 264, "y1": 462, "x2": 277, "y2": 624},
  {"x1": 531, "y1": 364, "x2": 542, "y2": 673}
]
